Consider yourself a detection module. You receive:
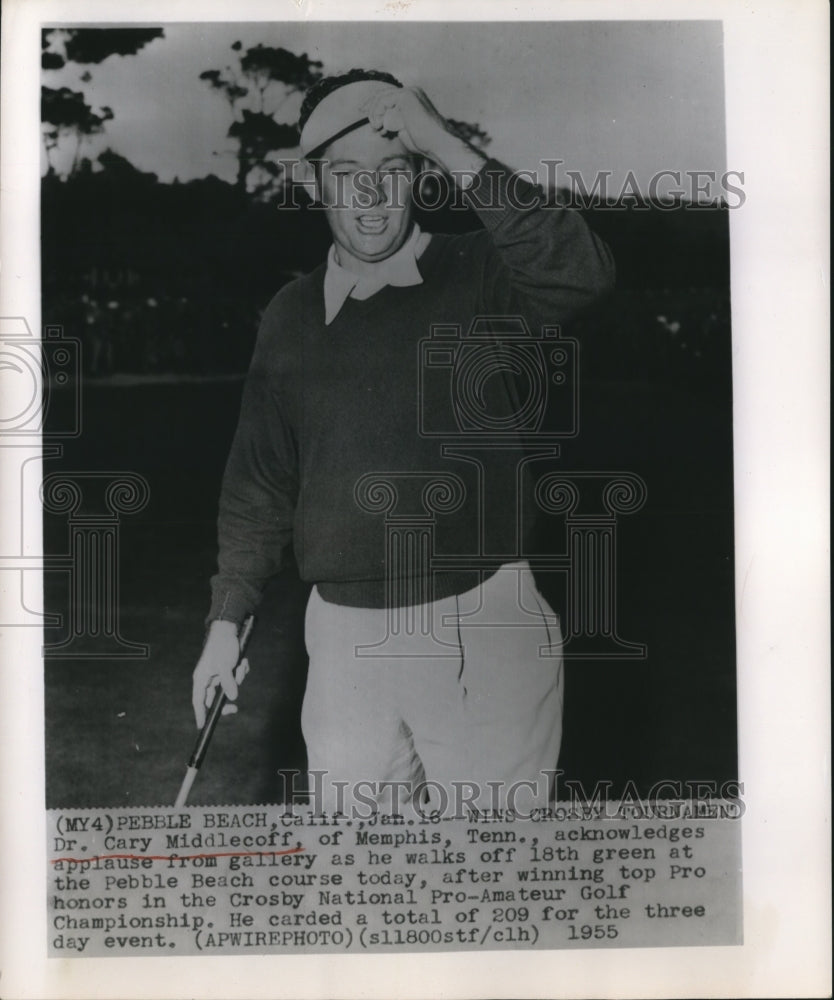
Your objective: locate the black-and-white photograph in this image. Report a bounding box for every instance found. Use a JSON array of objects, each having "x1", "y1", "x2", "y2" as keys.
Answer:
[
  {"x1": 0, "y1": 2, "x2": 829, "y2": 993},
  {"x1": 39, "y1": 19, "x2": 737, "y2": 812}
]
